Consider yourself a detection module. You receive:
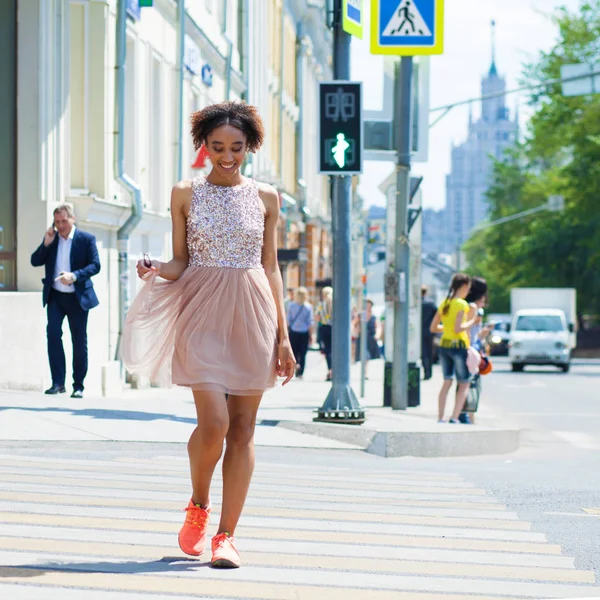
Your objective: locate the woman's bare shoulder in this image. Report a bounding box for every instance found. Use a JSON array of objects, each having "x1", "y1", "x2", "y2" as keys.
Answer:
[
  {"x1": 255, "y1": 181, "x2": 279, "y2": 212},
  {"x1": 171, "y1": 180, "x2": 194, "y2": 214}
]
